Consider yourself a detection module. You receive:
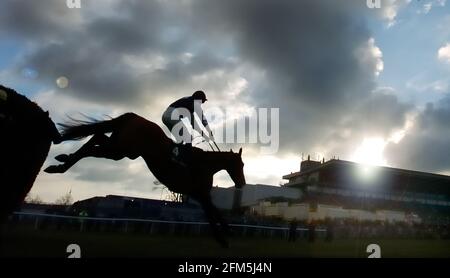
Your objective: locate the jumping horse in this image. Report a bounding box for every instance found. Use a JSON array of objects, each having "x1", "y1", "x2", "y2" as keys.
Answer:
[{"x1": 44, "y1": 112, "x2": 246, "y2": 247}]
